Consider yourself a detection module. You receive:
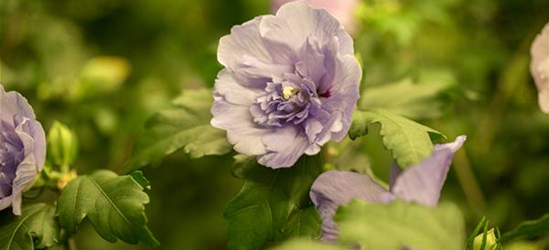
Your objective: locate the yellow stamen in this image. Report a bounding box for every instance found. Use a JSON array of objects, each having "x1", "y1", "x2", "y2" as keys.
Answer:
[{"x1": 283, "y1": 86, "x2": 299, "y2": 100}]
